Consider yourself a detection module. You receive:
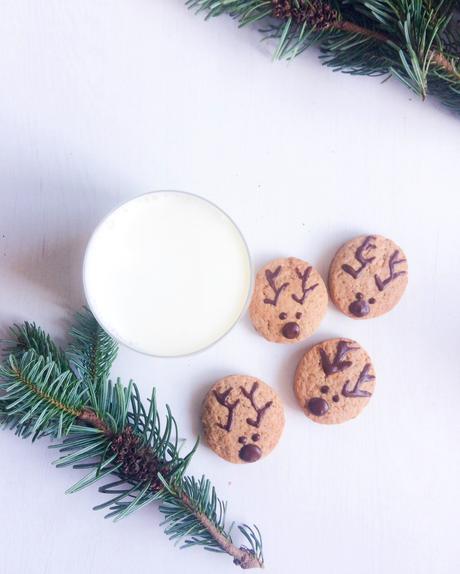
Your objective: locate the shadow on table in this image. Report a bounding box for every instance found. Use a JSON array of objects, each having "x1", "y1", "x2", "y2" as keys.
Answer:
[{"x1": 0, "y1": 154, "x2": 124, "y2": 339}]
